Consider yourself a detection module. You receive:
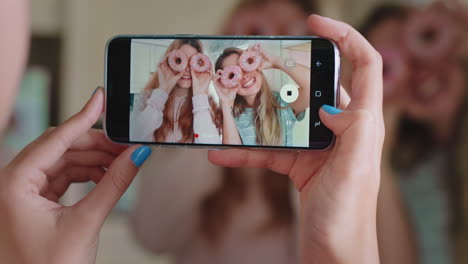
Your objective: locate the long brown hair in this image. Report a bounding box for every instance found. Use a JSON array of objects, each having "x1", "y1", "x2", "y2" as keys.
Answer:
[{"x1": 144, "y1": 39, "x2": 219, "y2": 142}]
